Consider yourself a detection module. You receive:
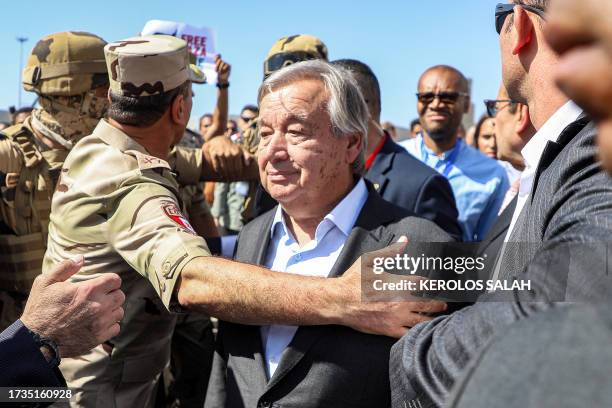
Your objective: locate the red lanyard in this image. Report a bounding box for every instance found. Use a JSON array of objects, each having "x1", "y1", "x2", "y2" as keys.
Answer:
[{"x1": 365, "y1": 132, "x2": 388, "y2": 170}]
